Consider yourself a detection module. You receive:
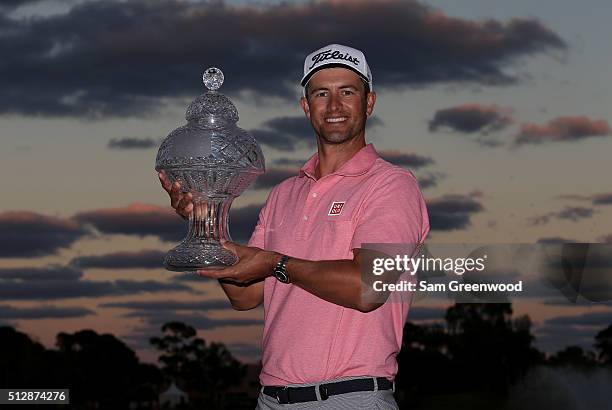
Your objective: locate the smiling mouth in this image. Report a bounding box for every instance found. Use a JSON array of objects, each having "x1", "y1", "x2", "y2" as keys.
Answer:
[{"x1": 325, "y1": 117, "x2": 348, "y2": 123}]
